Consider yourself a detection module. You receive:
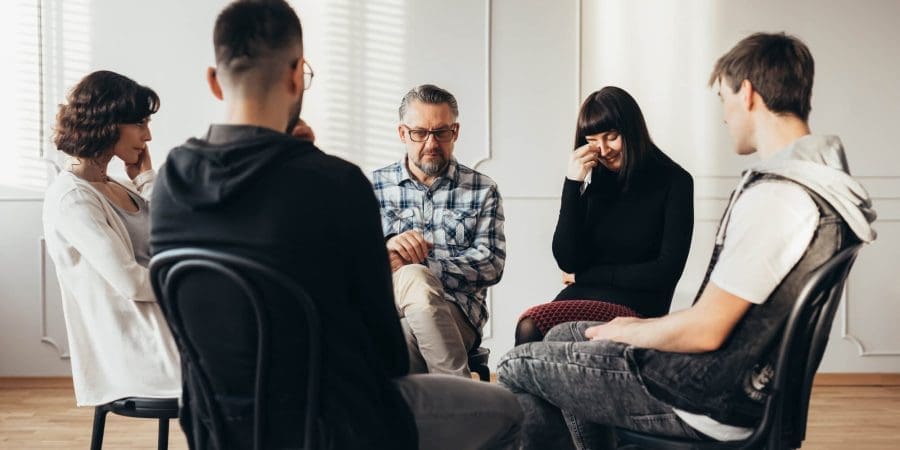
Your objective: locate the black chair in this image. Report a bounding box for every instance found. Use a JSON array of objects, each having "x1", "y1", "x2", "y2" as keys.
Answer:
[
  {"x1": 469, "y1": 346, "x2": 491, "y2": 381},
  {"x1": 150, "y1": 248, "x2": 321, "y2": 450},
  {"x1": 90, "y1": 396, "x2": 178, "y2": 450},
  {"x1": 616, "y1": 243, "x2": 863, "y2": 450}
]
